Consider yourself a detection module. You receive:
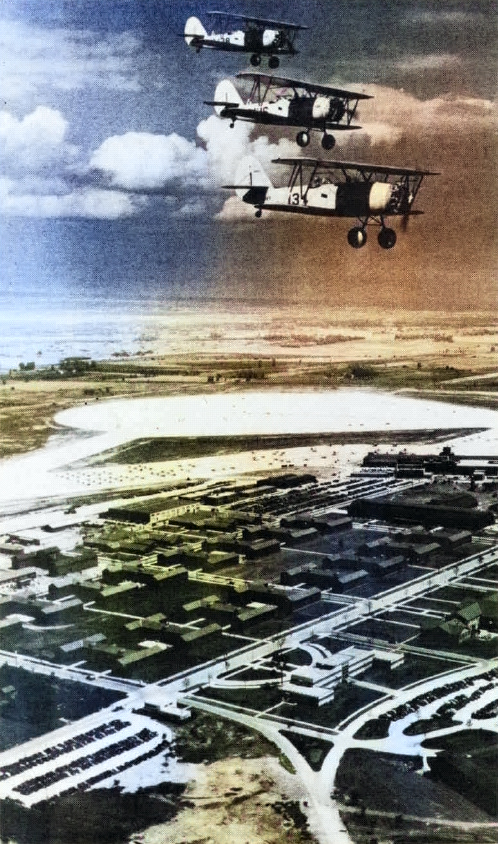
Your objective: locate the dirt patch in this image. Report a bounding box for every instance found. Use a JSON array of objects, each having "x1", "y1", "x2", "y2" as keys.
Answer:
[{"x1": 140, "y1": 755, "x2": 316, "y2": 844}]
